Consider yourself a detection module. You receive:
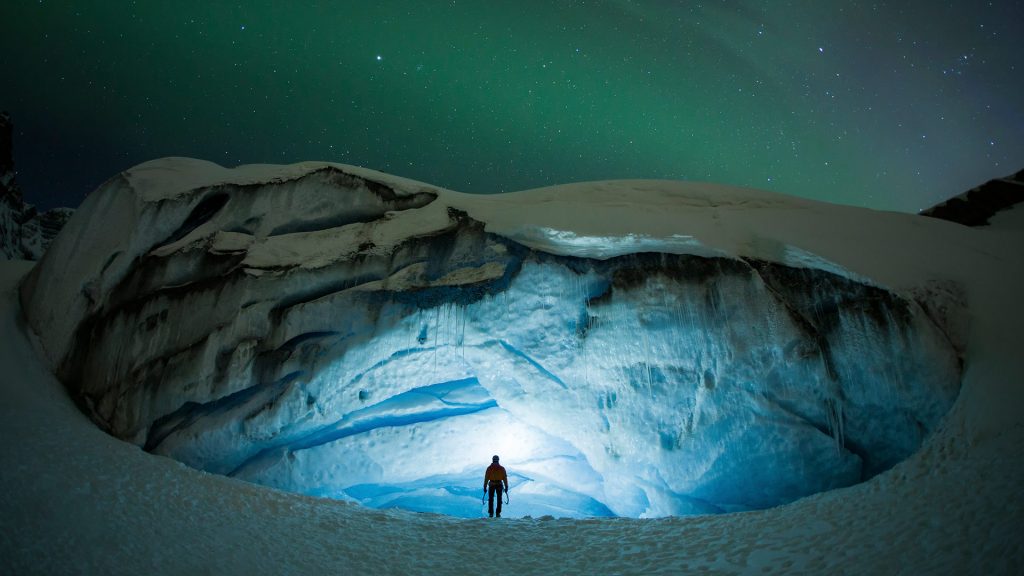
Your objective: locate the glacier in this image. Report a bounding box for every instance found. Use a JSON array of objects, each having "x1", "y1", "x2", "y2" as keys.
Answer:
[{"x1": 20, "y1": 158, "x2": 964, "y2": 518}]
